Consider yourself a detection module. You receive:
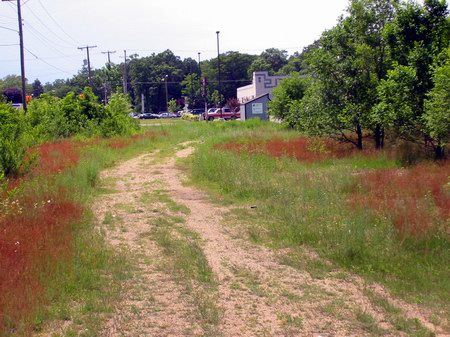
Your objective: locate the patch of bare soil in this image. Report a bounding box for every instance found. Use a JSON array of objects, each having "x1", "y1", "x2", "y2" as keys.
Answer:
[{"x1": 95, "y1": 145, "x2": 448, "y2": 337}]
